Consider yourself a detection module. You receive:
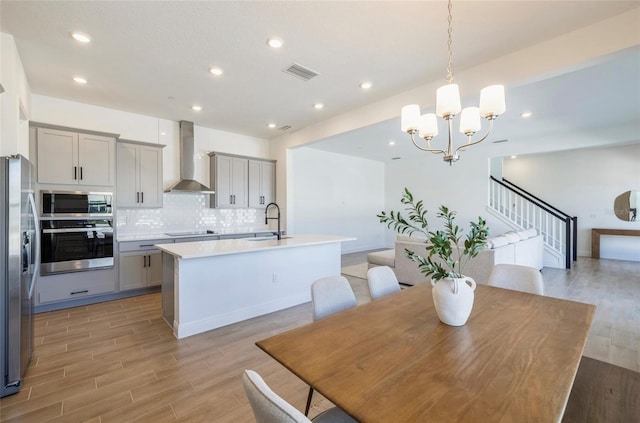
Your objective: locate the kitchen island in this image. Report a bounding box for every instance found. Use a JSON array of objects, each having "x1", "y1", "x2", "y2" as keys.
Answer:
[{"x1": 156, "y1": 234, "x2": 355, "y2": 339}]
